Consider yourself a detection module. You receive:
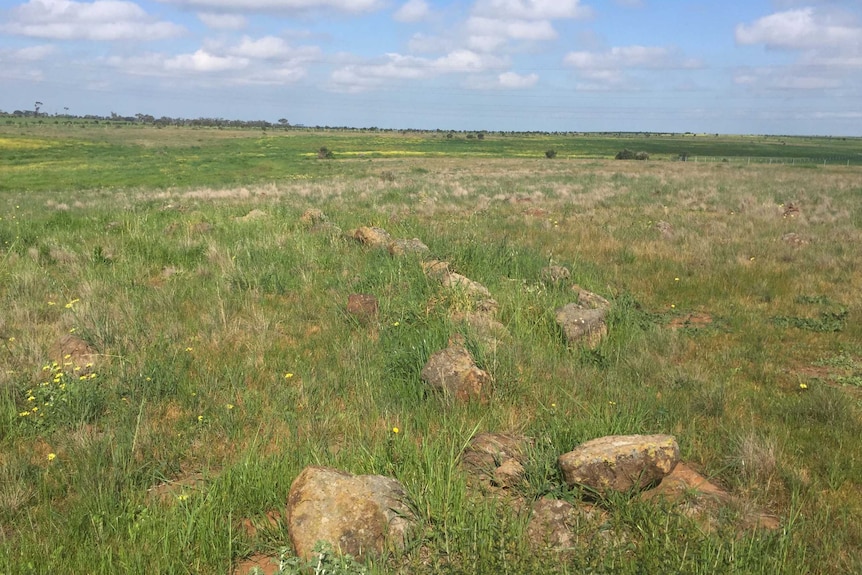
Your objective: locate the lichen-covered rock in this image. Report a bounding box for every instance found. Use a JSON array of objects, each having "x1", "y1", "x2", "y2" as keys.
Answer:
[
  {"x1": 388, "y1": 238, "x2": 429, "y2": 256},
  {"x1": 421, "y1": 259, "x2": 450, "y2": 280},
  {"x1": 555, "y1": 305, "x2": 607, "y2": 349},
  {"x1": 460, "y1": 433, "x2": 532, "y2": 488},
  {"x1": 286, "y1": 466, "x2": 415, "y2": 562},
  {"x1": 570, "y1": 286, "x2": 611, "y2": 310},
  {"x1": 540, "y1": 265, "x2": 571, "y2": 284},
  {"x1": 442, "y1": 272, "x2": 491, "y2": 298},
  {"x1": 451, "y1": 312, "x2": 509, "y2": 353},
  {"x1": 421, "y1": 344, "x2": 491, "y2": 401},
  {"x1": 350, "y1": 226, "x2": 392, "y2": 248},
  {"x1": 299, "y1": 208, "x2": 327, "y2": 226},
  {"x1": 558, "y1": 434, "x2": 679, "y2": 496}
]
